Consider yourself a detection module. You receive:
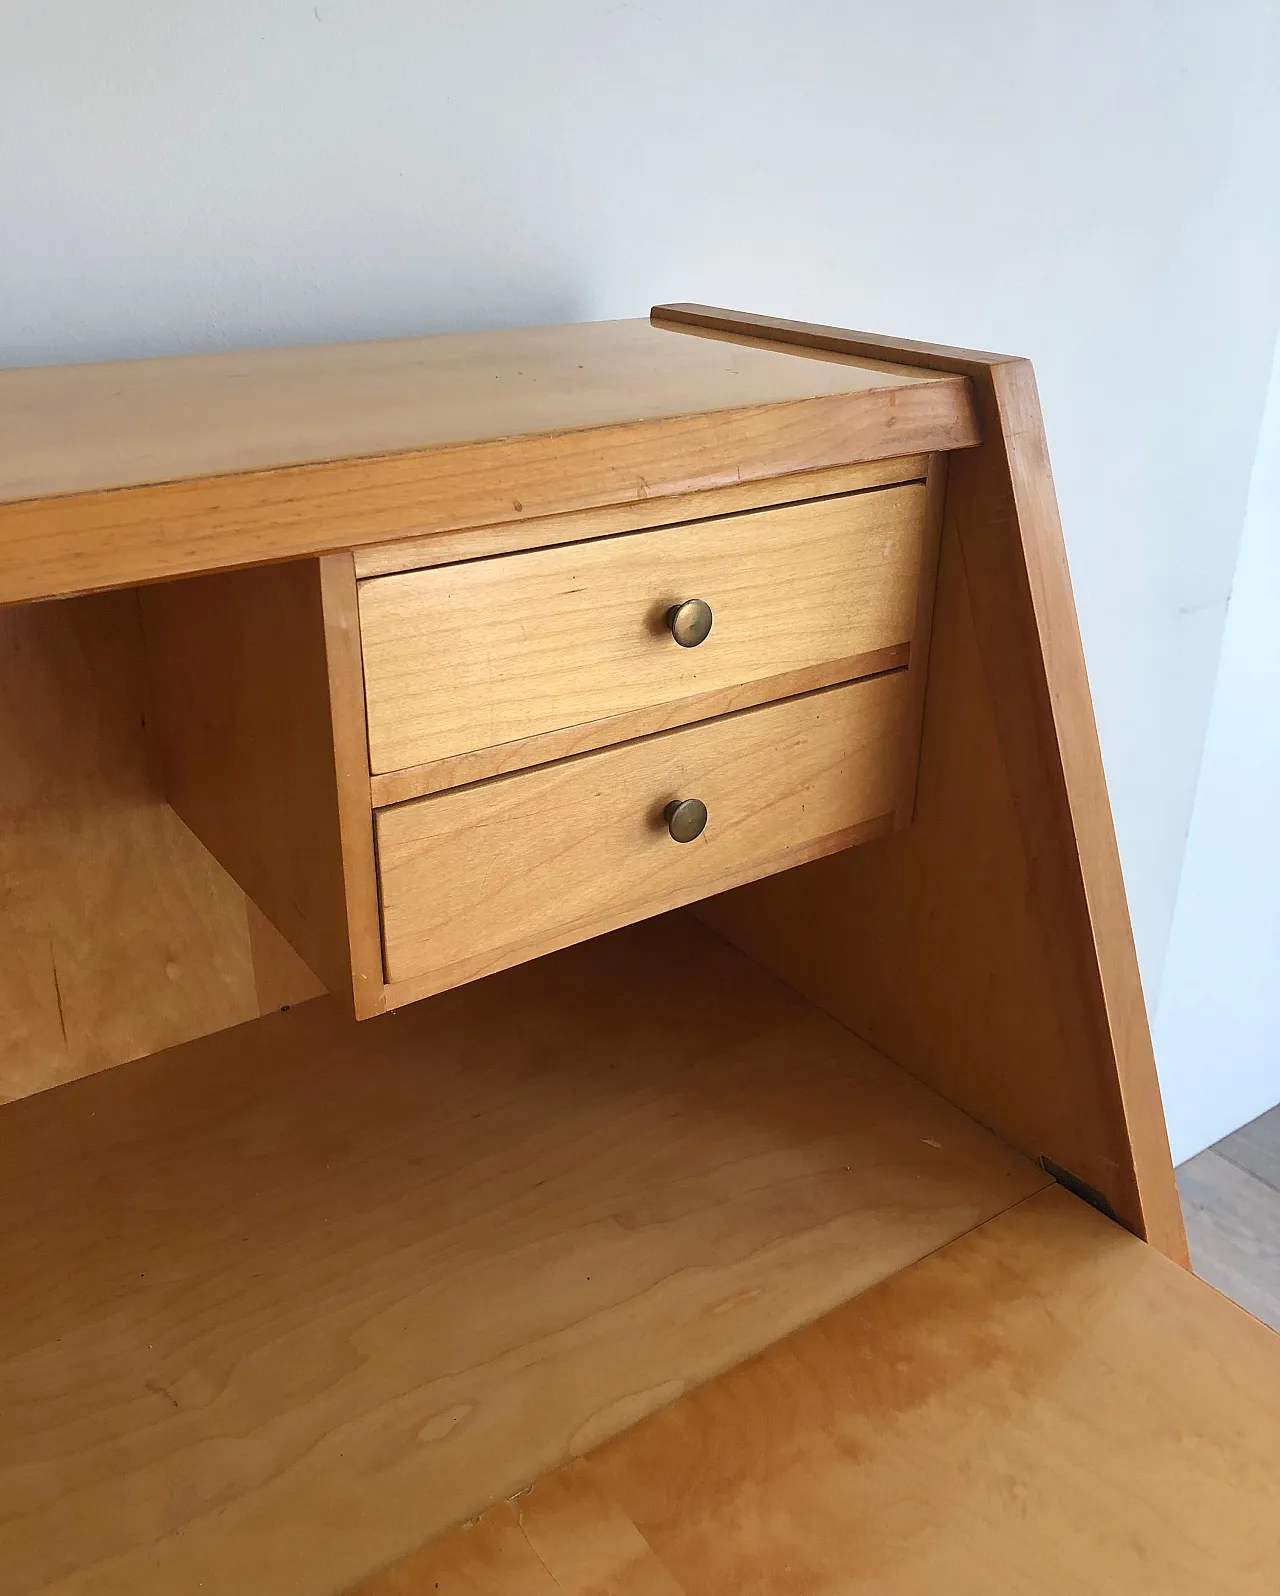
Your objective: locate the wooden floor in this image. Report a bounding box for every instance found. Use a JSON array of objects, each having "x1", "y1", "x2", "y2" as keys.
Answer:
[
  {"x1": 0, "y1": 912, "x2": 1045, "y2": 1596},
  {"x1": 1178, "y1": 1103, "x2": 1280, "y2": 1332},
  {"x1": 350, "y1": 1185, "x2": 1280, "y2": 1596}
]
